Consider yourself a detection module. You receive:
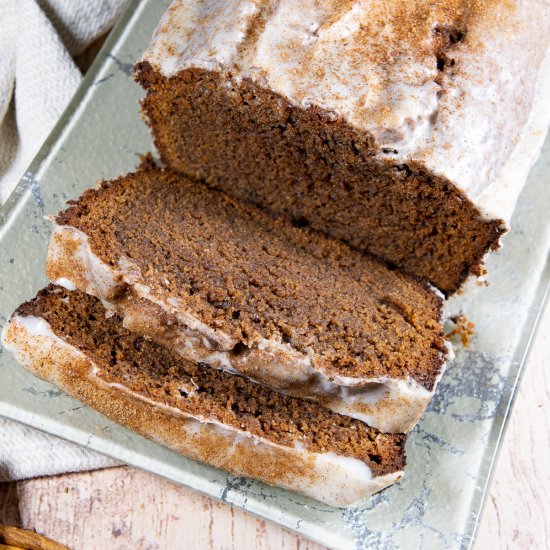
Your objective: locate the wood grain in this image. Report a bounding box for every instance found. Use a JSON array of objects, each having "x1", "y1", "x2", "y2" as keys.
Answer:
[
  {"x1": 0, "y1": 525, "x2": 69, "y2": 550},
  {"x1": 475, "y1": 301, "x2": 550, "y2": 549},
  {"x1": 0, "y1": 485, "x2": 19, "y2": 527},
  {"x1": 13, "y1": 468, "x2": 324, "y2": 550}
]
